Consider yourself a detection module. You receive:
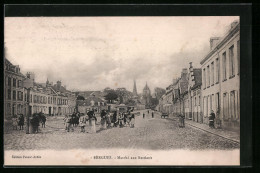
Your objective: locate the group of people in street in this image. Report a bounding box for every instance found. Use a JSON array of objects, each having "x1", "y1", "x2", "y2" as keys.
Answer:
[
  {"x1": 115, "y1": 111, "x2": 135, "y2": 128},
  {"x1": 64, "y1": 110, "x2": 99, "y2": 133},
  {"x1": 143, "y1": 109, "x2": 155, "y2": 119},
  {"x1": 177, "y1": 110, "x2": 217, "y2": 129},
  {"x1": 11, "y1": 112, "x2": 46, "y2": 133},
  {"x1": 63, "y1": 109, "x2": 136, "y2": 133},
  {"x1": 12, "y1": 114, "x2": 24, "y2": 130},
  {"x1": 30, "y1": 112, "x2": 47, "y2": 133}
]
